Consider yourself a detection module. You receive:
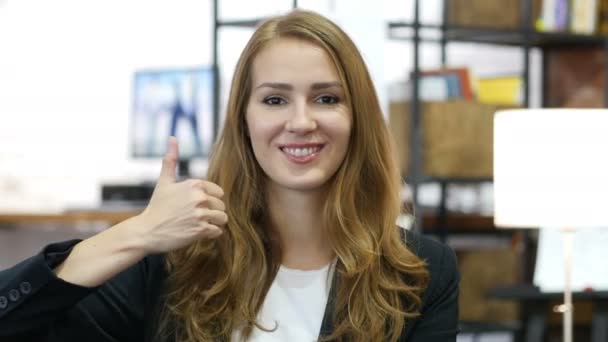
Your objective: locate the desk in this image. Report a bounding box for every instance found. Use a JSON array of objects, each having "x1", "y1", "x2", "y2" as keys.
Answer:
[
  {"x1": 0, "y1": 210, "x2": 142, "y2": 227},
  {"x1": 489, "y1": 285, "x2": 608, "y2": 342},
  {"x1": 0, "y1": 209, "x2": 143, "y2": 269}
]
